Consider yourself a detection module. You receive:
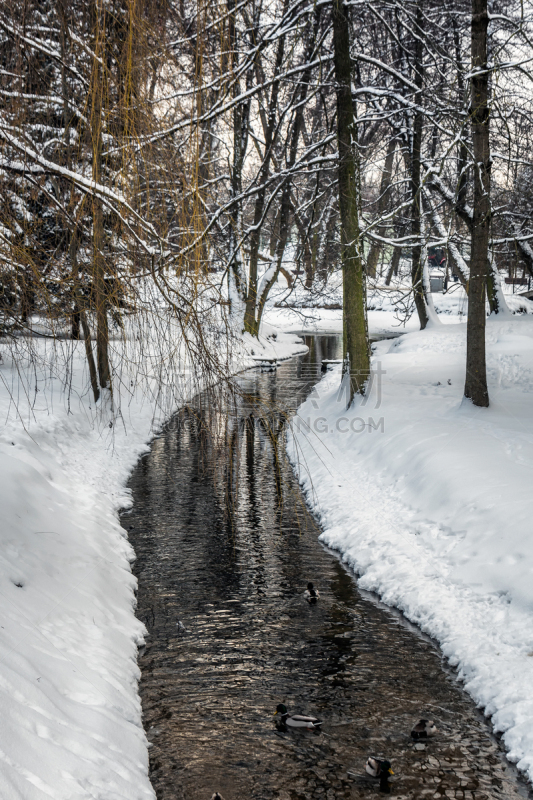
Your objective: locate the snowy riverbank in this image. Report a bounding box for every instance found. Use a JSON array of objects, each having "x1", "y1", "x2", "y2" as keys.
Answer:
[
  {"x1": 289, "y1": 313, "x2": 533, "y2": 784},
  {"x1": 0, "y1": 322, "x2": 305, "y2": 800},
  {"x1": 264, "y1": 280, "x2": 533, "y2": 337}
]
